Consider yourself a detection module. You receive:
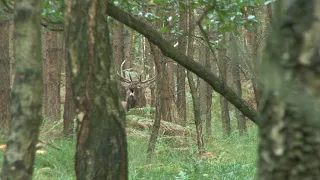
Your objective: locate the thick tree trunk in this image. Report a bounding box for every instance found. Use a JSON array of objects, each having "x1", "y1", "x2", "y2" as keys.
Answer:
[
  {"x1": 0, "y1": 19, "x2": 11, "y2": 135},
  {"x1": 106, "y1": 3, "x2": 258, "y2": 124},
  {"x1": 65, "y1": 1, "x2": 127, "y2": 179},
  {"x1": 258, "y1": 1, "x2": 320, "y2": 179},
  {"x1": 1, "y1": 0, "x2": 43, "y2": 179},
  {"x1": 230, "y1": 35, "x2": 247, "y2": 135},
  {"x1": 43, "y1": 31, "x2": 61, "y2": 121}
]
